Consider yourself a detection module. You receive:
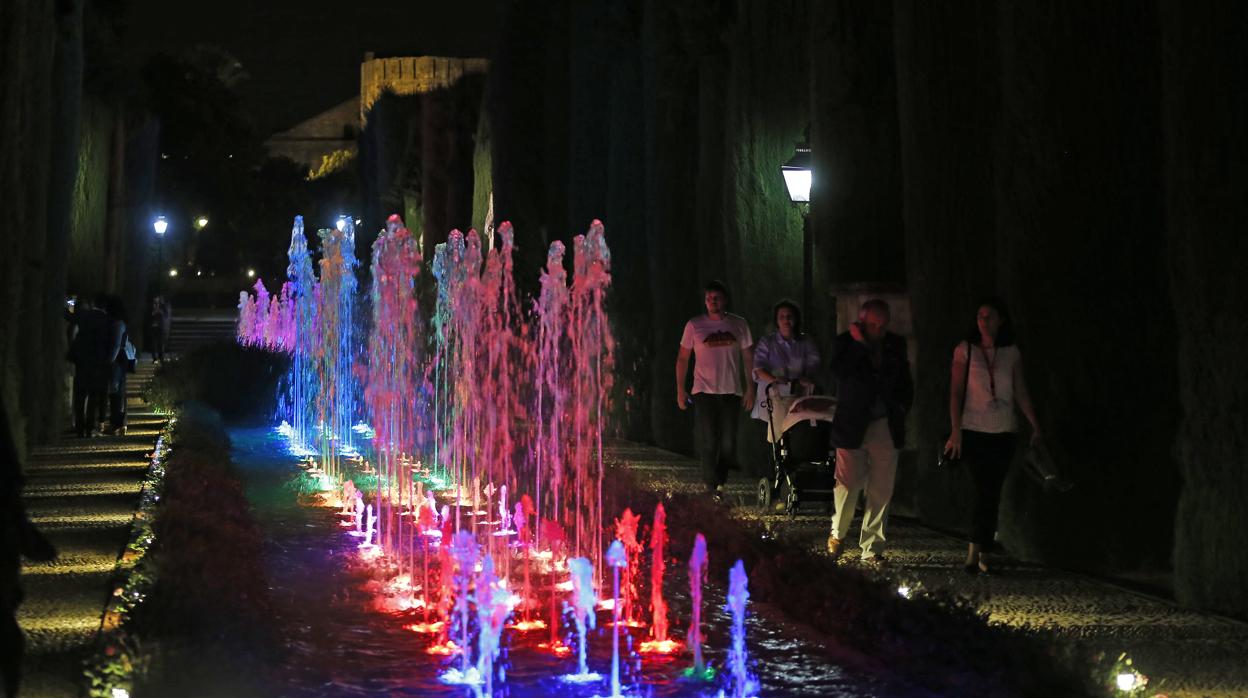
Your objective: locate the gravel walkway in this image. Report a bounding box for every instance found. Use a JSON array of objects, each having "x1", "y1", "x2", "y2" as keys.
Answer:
[
  {"x1": 607, "y1": 440, "x2": 1248, "y2": 697},
  {"x1": 18, "y1": 361, "x2": 166, "y2": 697}
]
